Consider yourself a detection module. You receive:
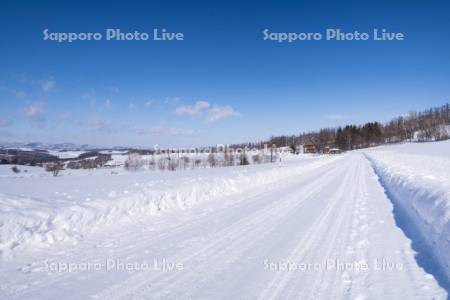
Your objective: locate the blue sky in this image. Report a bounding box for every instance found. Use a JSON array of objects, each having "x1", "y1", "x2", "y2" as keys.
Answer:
[{"x1": 0, "y1": 0, "x2": 449, "y2": 147}]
